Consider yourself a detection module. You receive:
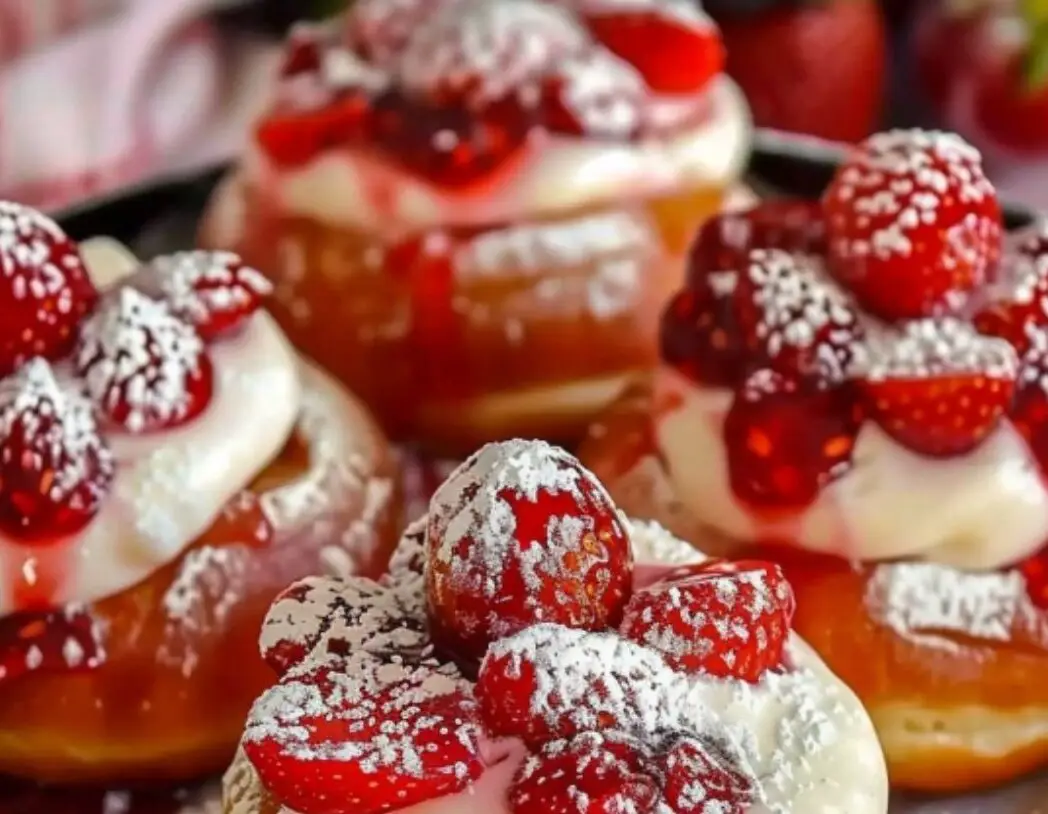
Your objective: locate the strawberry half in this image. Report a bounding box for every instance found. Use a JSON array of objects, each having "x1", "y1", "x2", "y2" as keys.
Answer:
[
  {"x1": 425, "y1": 440, "x2": 633, "y2": 660},
  {"x1": 620, "y1": 560, "x2": 795, "y2": 682},
  {"x1": 860, "y1": 317, "x2": 1018, "y2": 457},
  {"x1": 476, "y1": 624, "x2": 679, "y2": 745},
  {"x1": 823, "y1": 129, "x2": 1003, "y2": 320},
  {"x1": 74, "y1": 289, "x2": 214, "y2": 434},
  {"x1": 243, "y1": 655, "x2": 483, "y2": 814},
  {"x1": 0, "y1": 604, "x2": 105, "y2": 685},
  {"x1": 0, "y1": 201, "x2": 98, "y2": 376},
  {"x1": 0, "y1": 359, "x2": 114, "y2": 541},
  {"x1": 149, "y1": 251, "x2": 272, "y2": 340}
]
